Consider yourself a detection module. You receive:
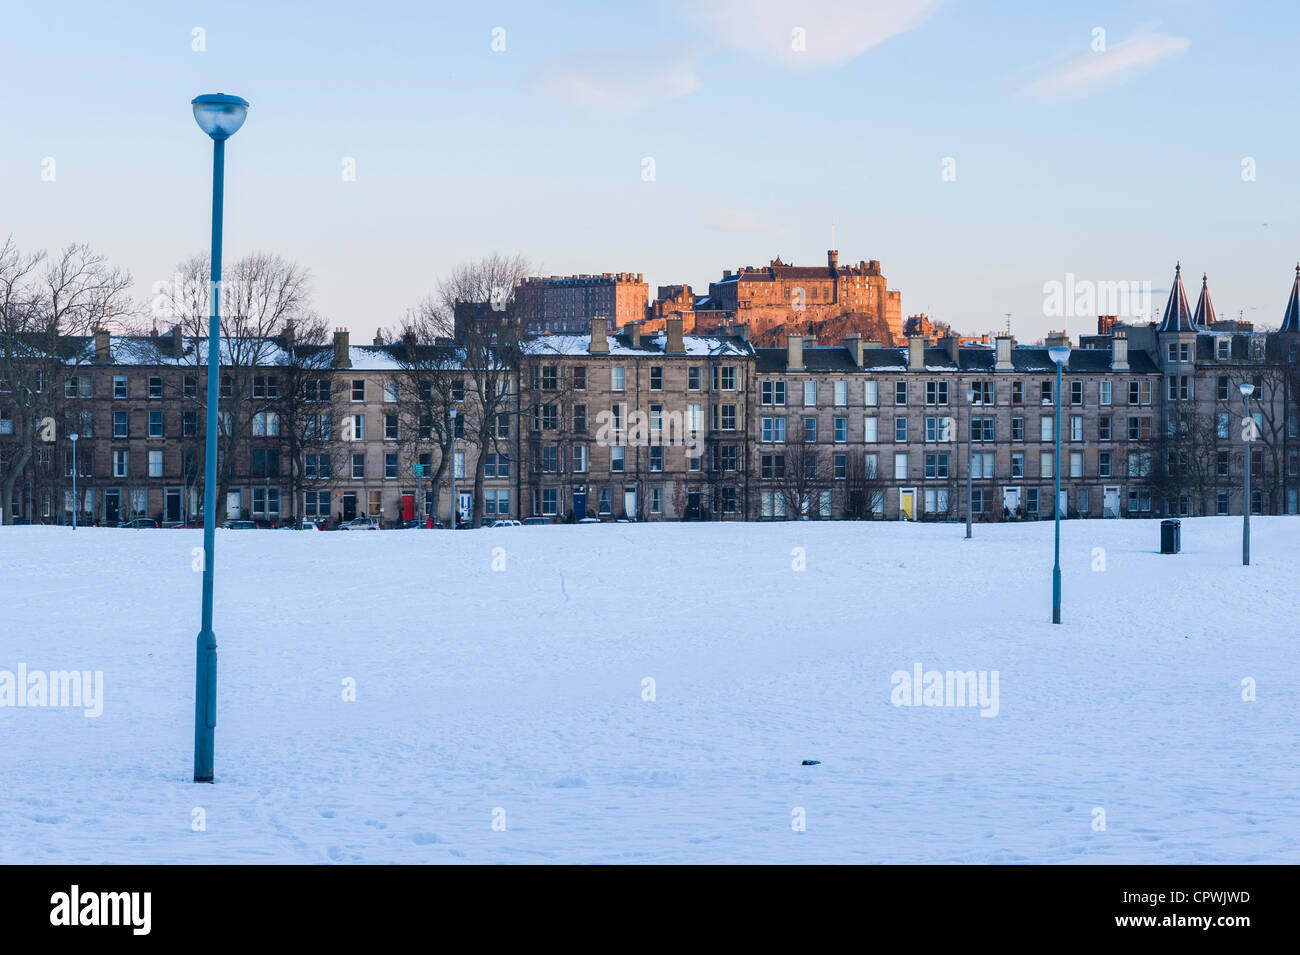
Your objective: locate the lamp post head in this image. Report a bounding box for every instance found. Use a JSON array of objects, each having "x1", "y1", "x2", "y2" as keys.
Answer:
[
  {"x1": 69, "y1": 433, "x2": 78, "y2": 442},
  {"x1": 1047, "y1": 345, "x2": 1071, "y2": 367},
  {"x1": 449, "y1": 407, "x2": 458, "y2": 420},
  {"x1": 965, "y1": 389, "x2": 975, "y2": 404},
  {"x1": 1239, "y1": 382, "x2": 1255, "y2": 399},
  {"x1": 191, "y1": 93, "x2": 250, "y2": 140}
]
